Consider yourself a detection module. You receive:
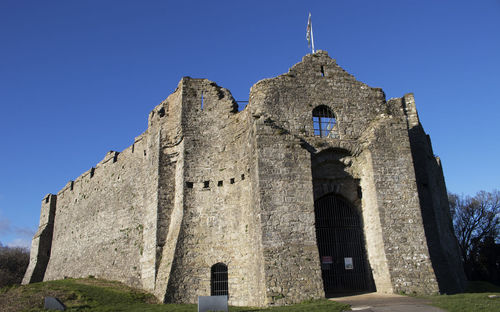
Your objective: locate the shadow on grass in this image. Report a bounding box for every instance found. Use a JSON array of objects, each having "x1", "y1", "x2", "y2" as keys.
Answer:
[{"x1": 464, "y1": 281, "x2": 500, "y2": 293}]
